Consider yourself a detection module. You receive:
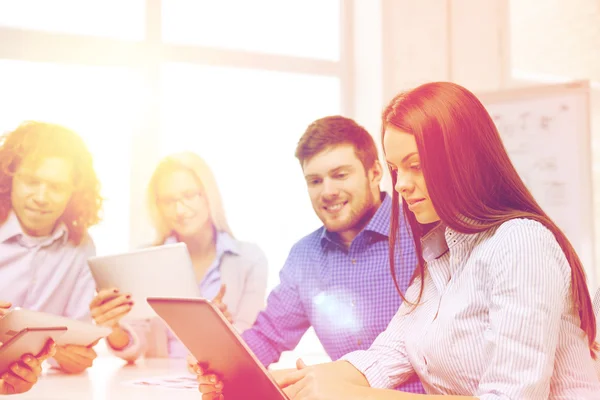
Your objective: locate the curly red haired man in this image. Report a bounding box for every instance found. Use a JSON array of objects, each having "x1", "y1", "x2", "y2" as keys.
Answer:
[{"x1": 0, "y1": 121, "x2": 103, "y2": 375}]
